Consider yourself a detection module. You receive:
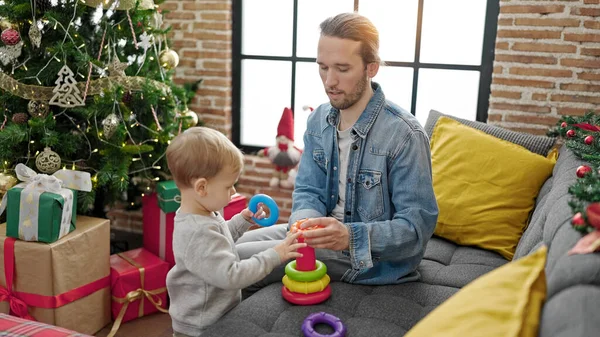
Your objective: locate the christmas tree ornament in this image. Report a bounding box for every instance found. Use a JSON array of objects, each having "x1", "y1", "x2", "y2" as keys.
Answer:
[
  {"x1": 1, "y1": 28, "x2": 21, "y2": 45},
  {"x1": 586, "y1": 203, "x2": 600, "y2": 230},
  {"x1": 11, "y1": 112, "x2": 28, "y2": 124},
  {"x1": 35, "y1": 147, "x2": 62, "y2": 174},
  {"x1": 108, "y1": 56, "x2": 129, "y2": 77},
  {"x1": 0, "y1": 41, "x2": 23, "y2": 66},
  {"x1": 576, "y1": 165, "x2": 592, "y2": 178},
  {"x1": 584, "y1": 135, "x2": 594, "y2": 145},
  {"x1": 102, "y1": 113, "x2": 120, "y2": 139},
  {"x1": 178, "y1": 109, "x2": 199, "y2": 128},
  {"x1": 159, "y1": 49, "x2": 179, "y2": 70},
  {"x1": 566, "y1": 129, "x2": 576, "y2": 138},
  {"x1": 571, "y1": 212, "x2": 585, "y2": 228},
  {"x1": 560, "y1": 122, "x2": 568, "y2": 128},
  {"x1": 0, "y1": 172, "x2": 17, "y2": 193},
  {"x1": 150, "y1": 11, "x2": 163, "y2": 29},
  {"x1": 27, "y1": 100, "x2": 50, "y2": 118},
  {"x1": 28, "y1": 25, "x2": 42, "y2": 49},
  {"x1": 49, "y1": 65, "x2": 85, "y2": 107}
]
